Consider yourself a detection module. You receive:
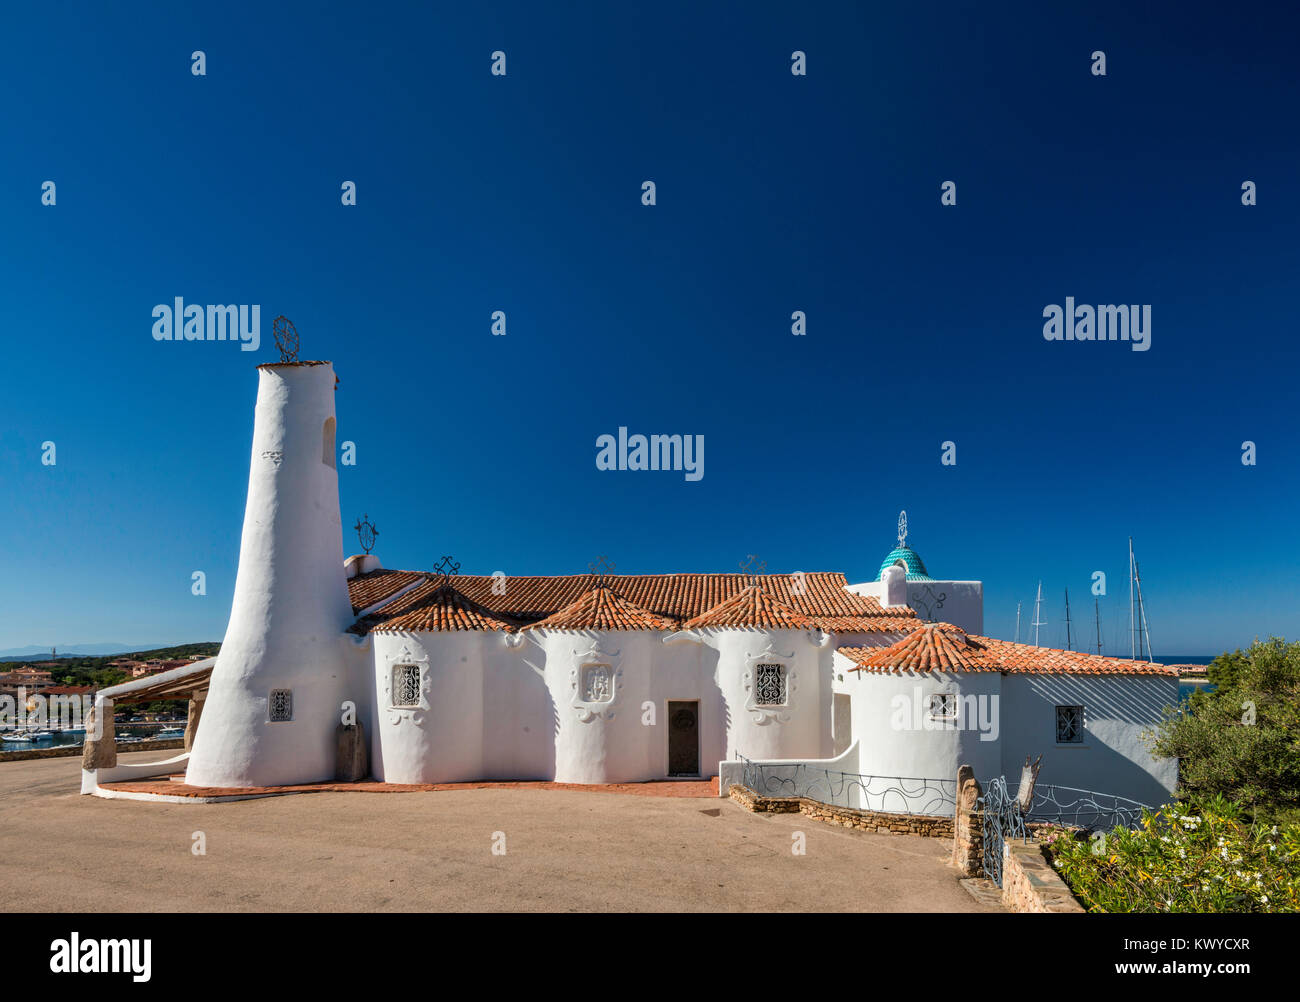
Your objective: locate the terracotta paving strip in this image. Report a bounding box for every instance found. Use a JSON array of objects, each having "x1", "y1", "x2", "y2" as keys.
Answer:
[{"x1": 101, "y1": 775, "x2": 719, "y2": 800}]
